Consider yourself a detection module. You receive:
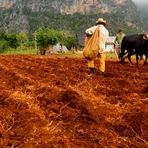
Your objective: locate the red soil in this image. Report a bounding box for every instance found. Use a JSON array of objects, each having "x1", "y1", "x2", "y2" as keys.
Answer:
[{"x1": 0, "y1": 55, "x2": 147, "y2": 147}]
